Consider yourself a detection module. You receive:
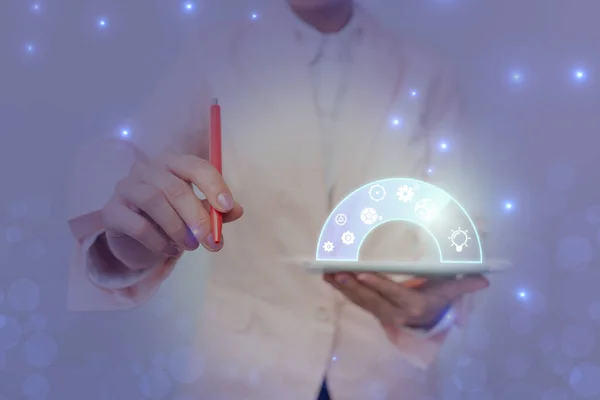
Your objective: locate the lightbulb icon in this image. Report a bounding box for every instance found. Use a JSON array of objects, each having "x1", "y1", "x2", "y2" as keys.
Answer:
[{"x1": 449, "y1": 227, "x2": 471, "y2": 253}]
